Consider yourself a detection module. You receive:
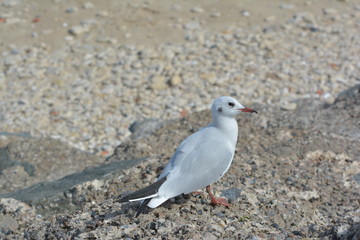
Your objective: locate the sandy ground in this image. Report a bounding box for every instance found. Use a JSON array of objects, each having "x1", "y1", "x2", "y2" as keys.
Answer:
[{"x1": 1, "y1": 0, "x2": 358, "y2": 48}]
